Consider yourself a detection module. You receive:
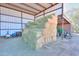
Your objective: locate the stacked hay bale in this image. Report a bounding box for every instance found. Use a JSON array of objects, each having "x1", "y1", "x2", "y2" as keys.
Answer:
[
  {"x1": 22, "y1": 15, "x2": 52, "y2": 50},
  {"x1": 36, "y1": 15, "x2": 58, "y2": 49}
]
